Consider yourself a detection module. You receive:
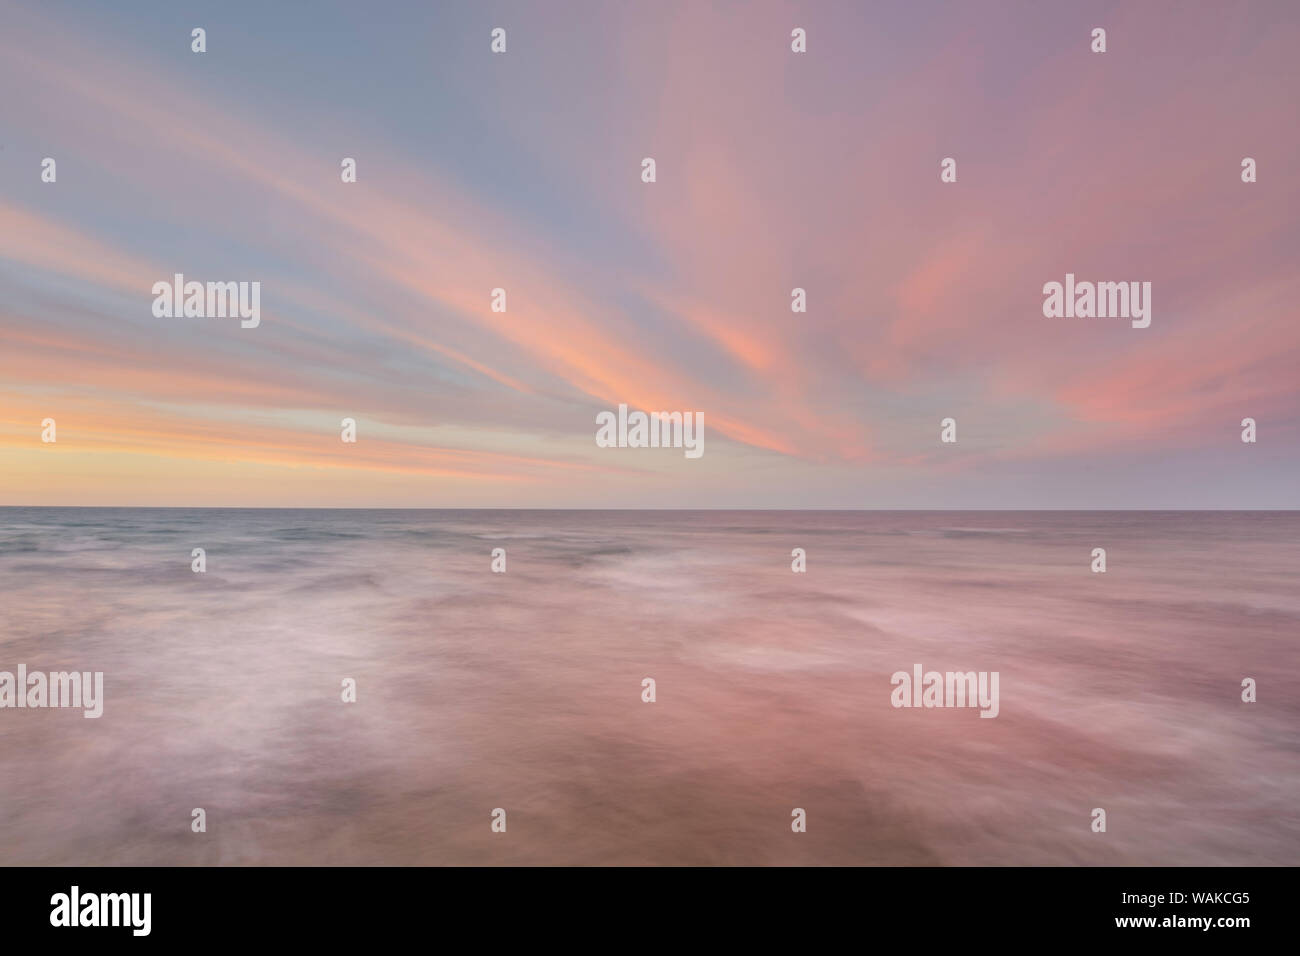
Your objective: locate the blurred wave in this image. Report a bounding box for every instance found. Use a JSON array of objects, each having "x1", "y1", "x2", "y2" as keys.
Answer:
[{"x1": 0, "y1": 508, "x2": 1296, "y2": 865}]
